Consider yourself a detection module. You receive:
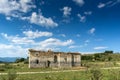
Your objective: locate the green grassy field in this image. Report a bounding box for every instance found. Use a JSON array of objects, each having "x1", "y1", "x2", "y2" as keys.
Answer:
[
  {"x1": 1, "y1": 68, "x2": 120, "y2": 80},
  {"x1": 1, "y1": 62, "x2": 120, "y2": 80}
]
